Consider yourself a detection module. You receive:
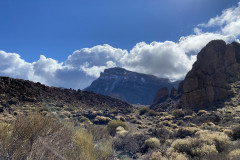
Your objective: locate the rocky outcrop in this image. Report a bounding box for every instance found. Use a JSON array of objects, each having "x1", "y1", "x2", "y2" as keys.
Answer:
[
  {"x1": 153, "y1": 87, "x2": 169, "y2": 104},
  {"x1": 85, "y1": 67, "x2": 179, "y2": 105},
  {"x1": 179, "y1": 40, "x2": 240, "y2": 109}
]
